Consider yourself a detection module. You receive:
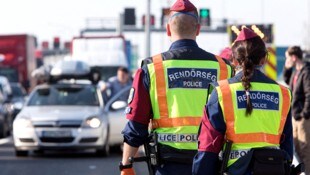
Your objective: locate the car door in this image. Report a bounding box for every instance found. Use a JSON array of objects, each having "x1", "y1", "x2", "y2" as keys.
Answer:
[{"x1": 104, "y1": 85, "x2": 131, "y2": 145}]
